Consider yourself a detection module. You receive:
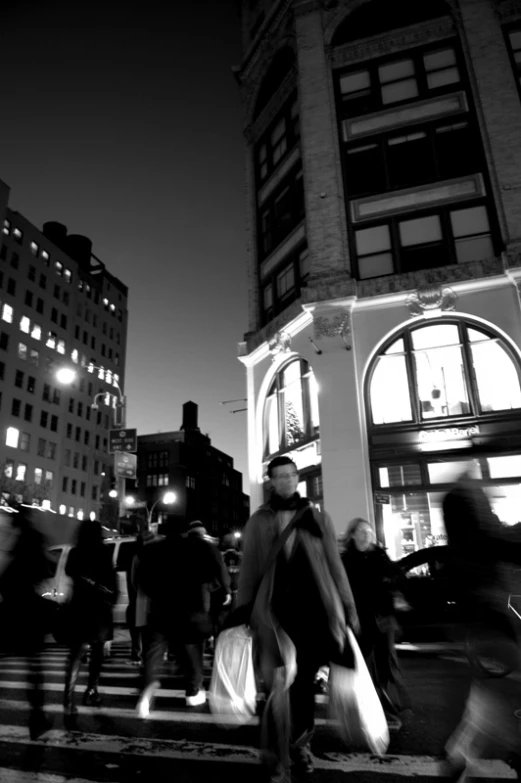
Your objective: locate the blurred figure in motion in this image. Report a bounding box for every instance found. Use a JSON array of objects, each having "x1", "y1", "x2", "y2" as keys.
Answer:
[
  {"x1": 442, "y1": 467, "x2": 521, "y2": 781},
  {"x1": 63, "y1": 519, "x2": 117, "y2": 718},
  {"x1": 126, "y1": 529, "x2": 156, "y2": 666},
  {"x1": 0, "y1": 504, "x2": 52, "y2": 739},
  {"x1": 136, "y1": 519, "x2": 229, "y2": 717},
  {"x1": 341, "y1": 517, "x2": 410, "y2": 729}
]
